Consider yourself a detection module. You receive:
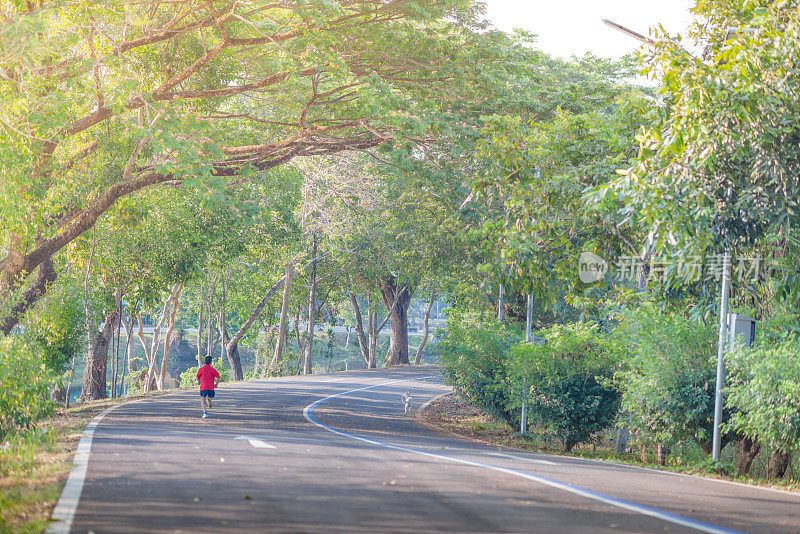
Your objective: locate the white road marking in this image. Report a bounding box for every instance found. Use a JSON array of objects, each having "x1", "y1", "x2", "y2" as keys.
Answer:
[
  {"x1": 303, "y1": 378, "x2": 742, "y2": 534},
  {"x1": 47, "y1": 403, "x2": 128, "y2": 533},
  {"x1": 486, "y1": 452, "x2": 557, "y2": 465},
  {"x1": 234, "y1": 435, "x2": 276, "y2": 449},
  {"x1": 320, "y1": 378, "x2": 346, "y2": 382}
]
